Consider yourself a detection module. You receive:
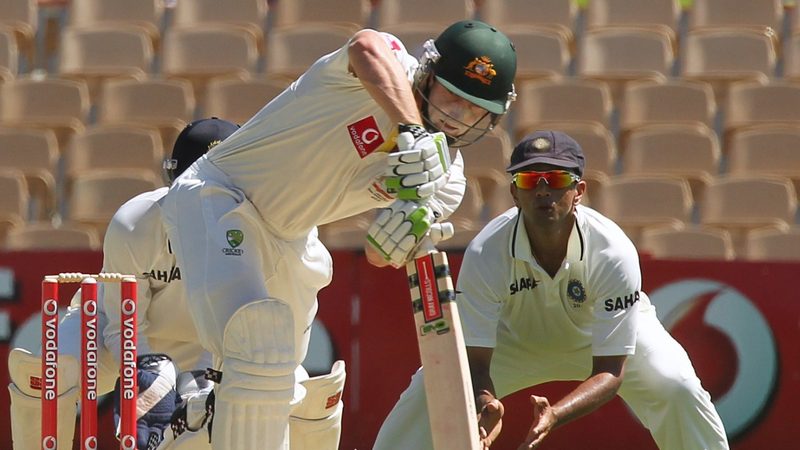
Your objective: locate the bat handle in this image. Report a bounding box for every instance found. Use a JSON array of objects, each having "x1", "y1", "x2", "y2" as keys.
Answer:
[{"x1": 414, "y1": 222, "x2": 454, "y2": 258}]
